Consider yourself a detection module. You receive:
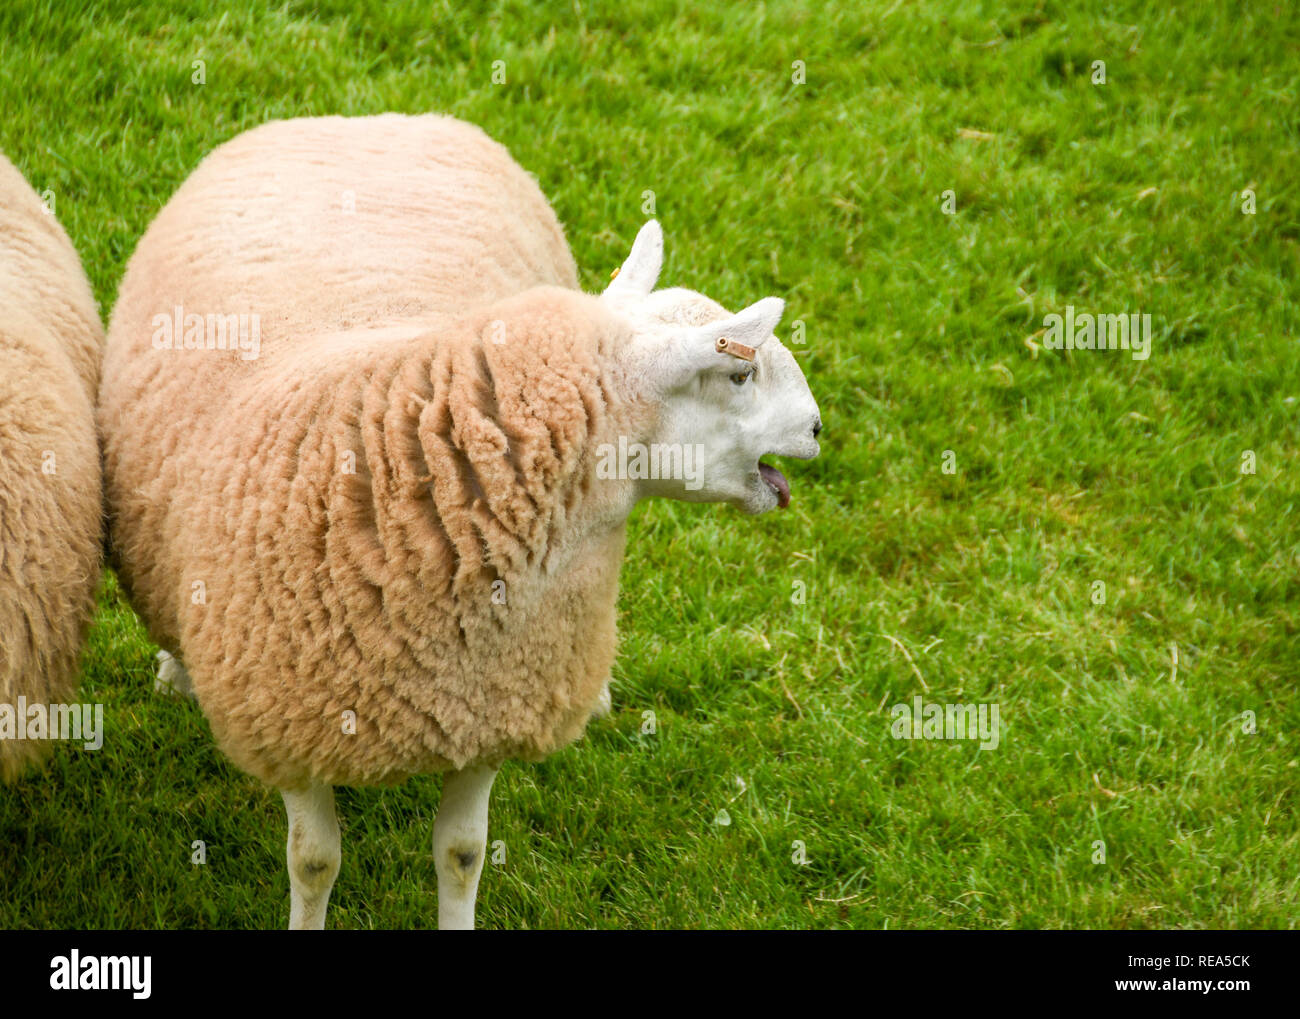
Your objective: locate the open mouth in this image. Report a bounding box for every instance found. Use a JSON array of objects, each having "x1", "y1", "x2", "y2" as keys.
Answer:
[{"x1": 758, "y1": 461, "x2": 791, "y2": 509}]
